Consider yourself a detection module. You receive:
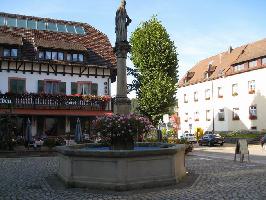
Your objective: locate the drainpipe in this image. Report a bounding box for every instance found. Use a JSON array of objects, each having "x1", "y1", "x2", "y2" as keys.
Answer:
[{"x1": 212, "y1": 79, "x2": 215, "y2": 134}]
